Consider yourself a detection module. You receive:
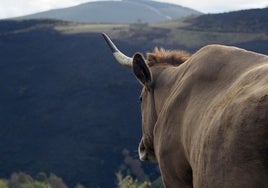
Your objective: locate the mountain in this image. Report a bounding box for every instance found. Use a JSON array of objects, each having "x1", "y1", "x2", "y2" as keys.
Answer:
[
  {"x1": 17, "y1": 0, "x2": 201, "y2": 23},
  {"x1": 0, "y1": 8, "x2": 267, "y2": 188}
]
